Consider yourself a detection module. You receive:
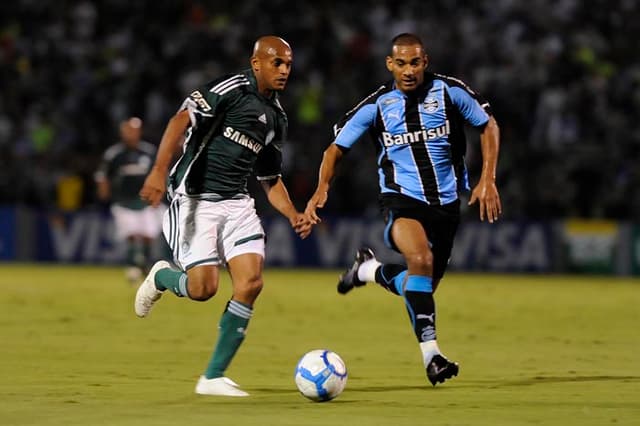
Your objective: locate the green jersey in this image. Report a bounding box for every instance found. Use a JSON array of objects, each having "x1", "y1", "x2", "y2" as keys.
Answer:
[
  {"x1": 169, "y1": 69, "x2": 287, "y2": 200},
  {"x1": 96, "y1": 141, "x2": 157, "y2": 210}
]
